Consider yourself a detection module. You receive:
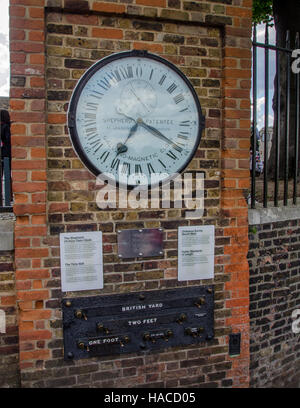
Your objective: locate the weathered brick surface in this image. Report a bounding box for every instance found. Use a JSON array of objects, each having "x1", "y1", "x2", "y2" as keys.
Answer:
[
  {"x1": 0, "y1": 249, "x2": 20, "y2": 388},
  {"x1": 248, "y1": 220, "x2": 300, "y2": 388},
  {"x1": 9, "y1": 0, "x2": 252, "y2": 388}
]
